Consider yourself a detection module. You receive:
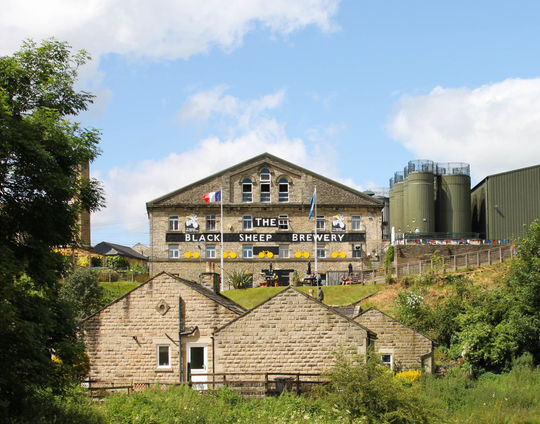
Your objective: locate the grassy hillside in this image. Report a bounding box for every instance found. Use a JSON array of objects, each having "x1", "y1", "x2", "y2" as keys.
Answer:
[{"x1": 222, "y1": 284, "x2": 379, "y2": 309}]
